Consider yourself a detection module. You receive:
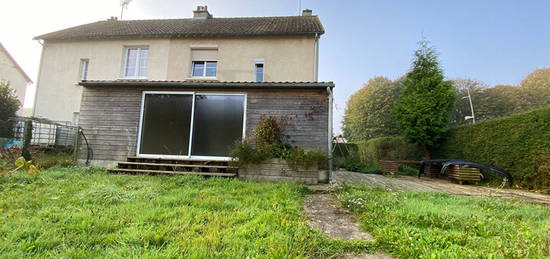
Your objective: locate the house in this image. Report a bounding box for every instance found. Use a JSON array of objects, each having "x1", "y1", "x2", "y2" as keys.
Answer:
[
  {"x1": 0, "y1": 42, "x2": 33, "y2": 115},
  {"x1": 33, "y1": 6, "x2": 334, "y2": 183}
]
